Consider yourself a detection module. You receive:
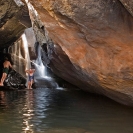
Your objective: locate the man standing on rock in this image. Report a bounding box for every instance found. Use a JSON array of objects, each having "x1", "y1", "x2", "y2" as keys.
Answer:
[
  {"x1": 25, "y1": 68, "x2": 35, "y2": 89},
  {"x1": 0, "y1": 57, "x2": 13, "y2": 86}
]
